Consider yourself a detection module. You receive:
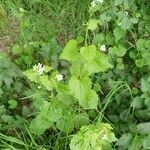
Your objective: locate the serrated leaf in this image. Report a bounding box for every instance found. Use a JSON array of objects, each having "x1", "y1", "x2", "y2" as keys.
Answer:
[
  {"x1": 137, "y1": 122, "x2": 150, "y2": 134},
  {"x1": 113, "y1": 28, "x2": 125, "y2": 42},
  {"x1": 69, "y1": 76, "x2": 91, "y2": 101},
  {"x1": 80, "y1": 45, "x2": 96, "y2": 61},
  {"x1": 60, "y1": 40, "x2": 81, "y2": 62},
  {"x1": 116, "y1": 133, "x2": 133, "y2": 149},
  {"x1": 84, "y1": 51, "x2": 112, "y2": 75},
  {"x1": 40, "y1": 75, "x2": 52, "y2": 91},
  {"x1": 87, "y1": 19, "x2": 100, "y2": 31}
]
